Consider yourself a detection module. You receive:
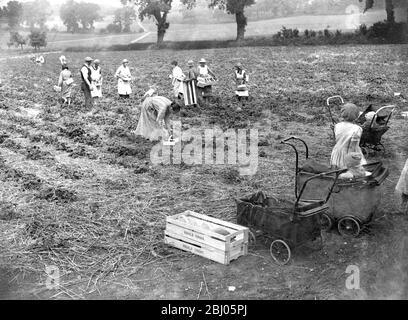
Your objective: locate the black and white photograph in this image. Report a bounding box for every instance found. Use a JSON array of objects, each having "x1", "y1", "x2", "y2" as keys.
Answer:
[{"x1": 0, "y1": 0, "x2": 408, "y2": 305}]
